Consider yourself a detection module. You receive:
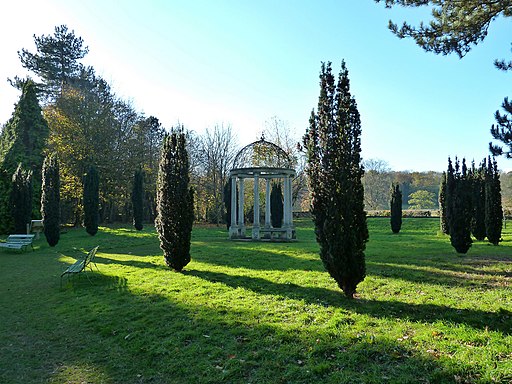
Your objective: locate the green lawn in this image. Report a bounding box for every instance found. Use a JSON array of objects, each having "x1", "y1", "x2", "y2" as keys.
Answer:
[{"x1": 1, "y1": 218, "x2": 511, "y2": 384}]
